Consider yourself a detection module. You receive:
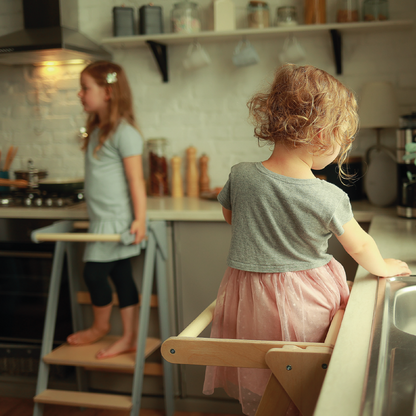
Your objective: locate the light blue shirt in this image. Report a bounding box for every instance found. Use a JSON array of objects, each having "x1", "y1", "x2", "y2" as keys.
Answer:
[{"x1": 83, "y1": 120, "x2": 144, "y2": 262}]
